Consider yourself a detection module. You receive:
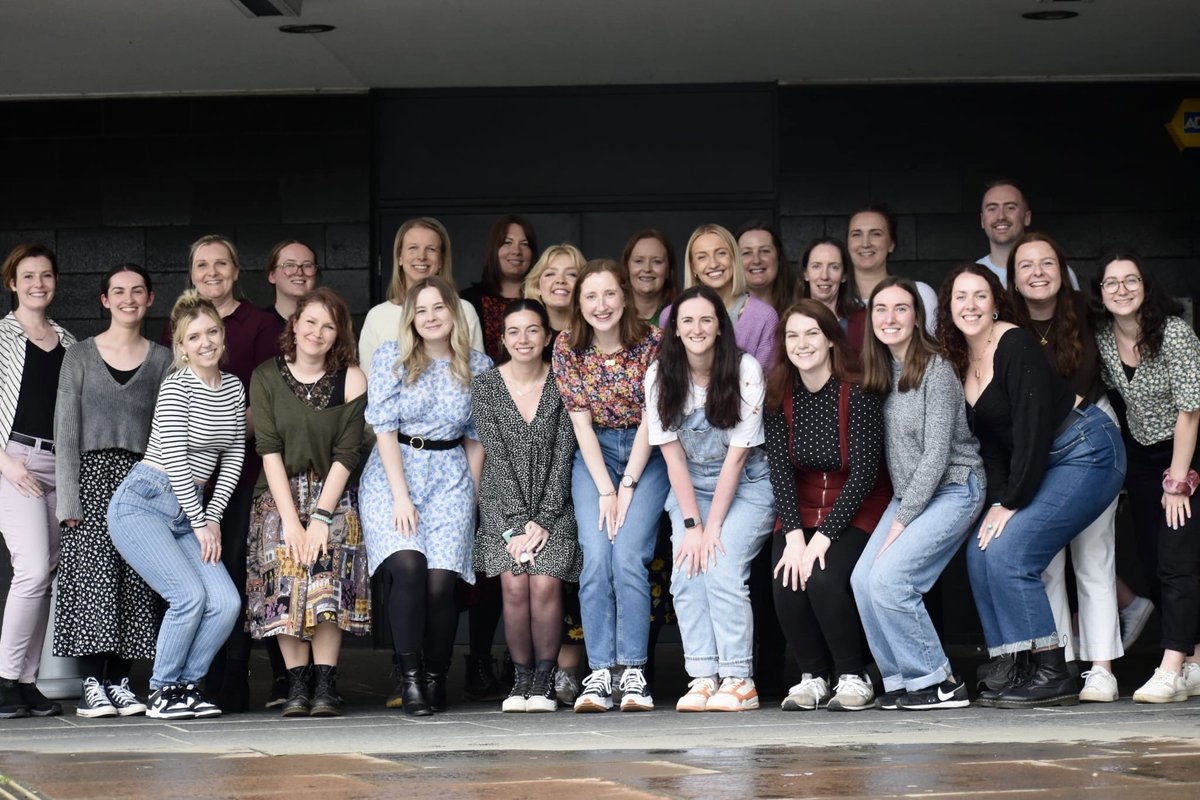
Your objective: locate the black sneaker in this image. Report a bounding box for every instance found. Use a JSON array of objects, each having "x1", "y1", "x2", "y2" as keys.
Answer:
[
  {"x1": 896, "y1": 677, "x2": 969, "y2": 710},
  {"x1": 147, "y1": 685, "x2": 194, "y2": 720},
  {"x1": 19, "y1": 682, "x2": 62, "y2": 717},
  {"x1": 76, "y1": 677, "x2": 118, "y2": 718},
  {"x1": 181, "y1": 683, "x2": 223, "y2": 718},
  {"x1": 525, "y1": 665, "x2": 558, "y2": 713},
  {"x1": 876, "y1": 688, "x2": 907, "y2": 710},
  {"x1": 573, "y1": 668, "x2": 613, "y2": 712},
  {"x1": 105, "y1": 678, "x2": 147, "y2": 716}
]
